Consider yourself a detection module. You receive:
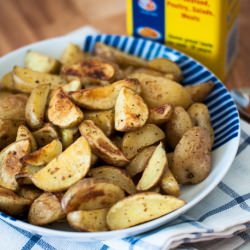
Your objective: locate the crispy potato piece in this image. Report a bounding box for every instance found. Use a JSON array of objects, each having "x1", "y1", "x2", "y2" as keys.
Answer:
[
  {"x1": 0, "y1": 187, "x2": 31, "y2": 216},
  {"x1": 60, "y1": 127, "x2": 78, "y2": 149},
  {"x1": 160, "y1": 168, "x2": 180, "y2": 197},
  {"x1": 28, "y1": 192, "x2": 65, "y2": 225},
  {"x1": 25, "y1": 84, "x2": 50, "y2": 129},
  {"x1": 79, "y1": 120, "x2": 129, "y2": 166},
  {"x1": 18, "y1": 186, "x2": 42, "y2": 202},
  {"x1": 0, "y1": 140, "x2": 30, "y2": 190},
  {"x1": 21, "y1": 139, "x2": 62, "y2": 166},
  {"x1": 62, "y1": 79, "x2": 81, "y2": 93},
  {"x1": 69, "y1": 78, "x2": 141, "y2": 110},
  {"x1": 148, "y1": 58, "x2": 182, "y2": 81},
  {"x1": 126, "y1": 146, "x2": 156, "y2": 177},
  {"x1": 115, "y1": 87, "x2": 149, "y2": 131},
  {"x1": 15, "y1": 165, "x2": 43, "y2": 185},
  {"x1": 88, "y1": 166, "x2": 136, "y2": 194},
  {"x1": 172, "y1": 127, "x2": 212, "y2": 184},
  {"x1": 61, "y1": 178, "x2": 125, "y2": 213},
  {"x1": 148, "y1": 104, "x2": 173, "y2": 125},
  {"x1": 95, "y1": 42, "x2": 148, "y2": 67},
  {"x1": 185, "y1": 81, "x2": 214, "y2": 102},
  {"x1": 187, "y1": 103, "x2": 214, "y2": 145},
  {"x1": 121, "y1": 124, "x2": 165, "y2": 159},
  {"x1": 32, "y1": 136, "x2": 91, "y2": 192},
  {"x1": 16, "y1": 125, "x2": 37, "y2": 151},
  {"x1": 12, "y1": 66, "x2": 66, "y2": 93},
  {"x1": 33, "y1": 123, "x2": 58, "y2": 147},
  {"x1": 61, "y1": 43, "x2": 85, "y2": 65},
  {"x1": 48, "y1": 88, "x2": 84, "y2": 128},
  {"x1": 84, "y1": 110, "x2": 114, "y2": 136},
  {"x1": 0, "y1": 72, "x2": 14, "y2": 90},
  {"x1": 129, "y1": 72, "x2": 192, "y2": 108},
  {"x1": 25, "y1": 51, "x2": 61, "y2": 73},
  {"x1": 137, "y1": 142, "x2": 166, "y2": 191},
  {"x1": 165, "y1": 106, "x2": 193, "y2": 149},
  {"x1": 106, "y1": 192, "x2": 185, "y2": 230},
  {"x1": 67, "y1": 209, "x2": 108, "y2": 232}
]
